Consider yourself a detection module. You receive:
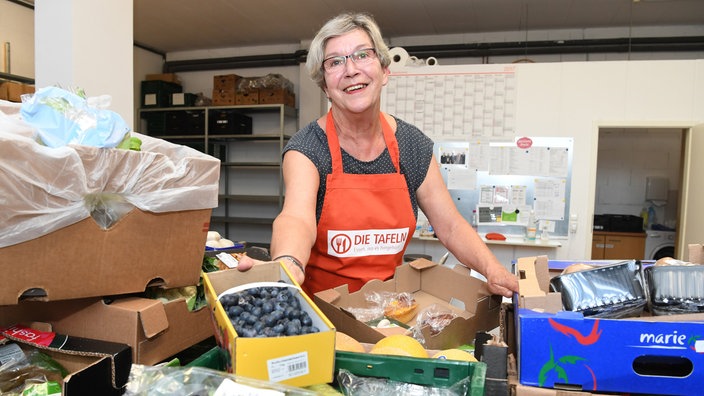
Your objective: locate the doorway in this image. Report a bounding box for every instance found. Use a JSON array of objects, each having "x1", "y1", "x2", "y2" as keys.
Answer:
[{"x1": 593, "y1": 127, "x2": 684, "y2": 260}]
